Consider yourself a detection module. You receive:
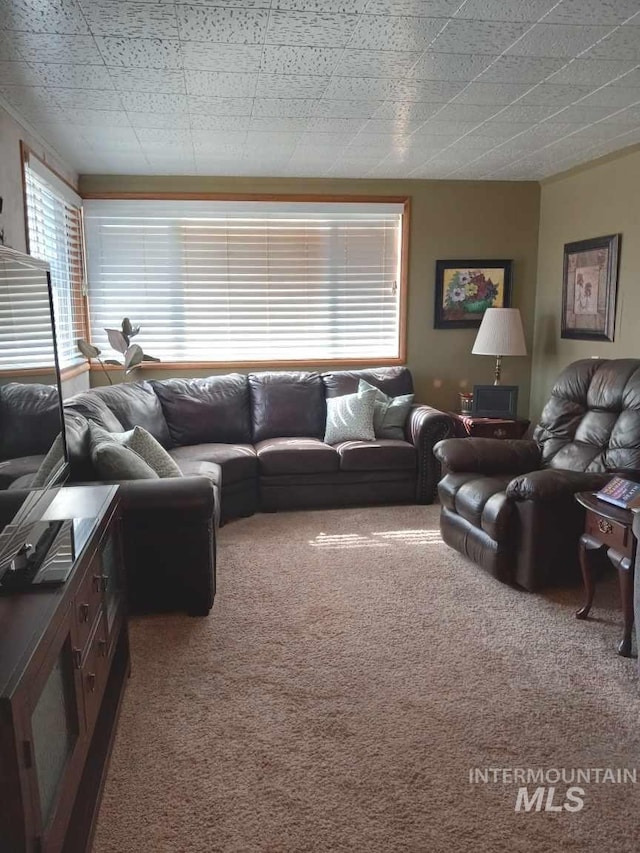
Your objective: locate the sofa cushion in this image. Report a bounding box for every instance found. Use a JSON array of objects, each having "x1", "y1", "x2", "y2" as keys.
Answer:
[
  {"x1": 336, "y1": 439, "x2": 417, "y2": 472},
  {"x1": 322, "y1": 367, "x2": 414, "y2": 399},
  {"x1": 82, "y1": 381, "x2": 171, "y2": 447},
  {"x1": 0, "y1": 382, "x2": 61, "y2": 461},
  {"x1": 256, "y1": 438, "x2": 339, "y2": 476},
  {"x1": 152, "y1": 374, "x2": 252, "y2": 446},
  {"x1": 171, "y1": 458, "x2": 222, "y2": 486},
  {"x1": 249, "y1": 371, "x2": 326, "y2": 443},
  {"x1": 0, "y1": 455, "x2": 45, "y2": 489},
  {"x1": 324, "y1": 389, "x2": 376, "y2": 444},
  {"x1": 169, "y1": 443, "x2": 257, "y2": 485}
]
